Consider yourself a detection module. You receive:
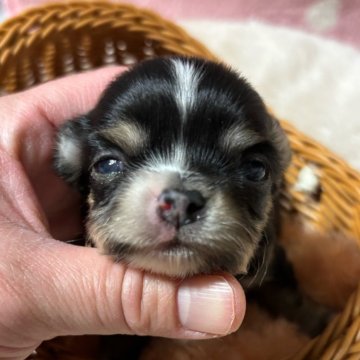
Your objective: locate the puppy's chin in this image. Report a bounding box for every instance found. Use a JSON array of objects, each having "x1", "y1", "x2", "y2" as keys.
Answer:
[
  {"x1": 127, "y1": 246, "x2": 207, "y2": 277},
  {"x1": 100, "y1": 241, "x2": 252, "y2": 277}
]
